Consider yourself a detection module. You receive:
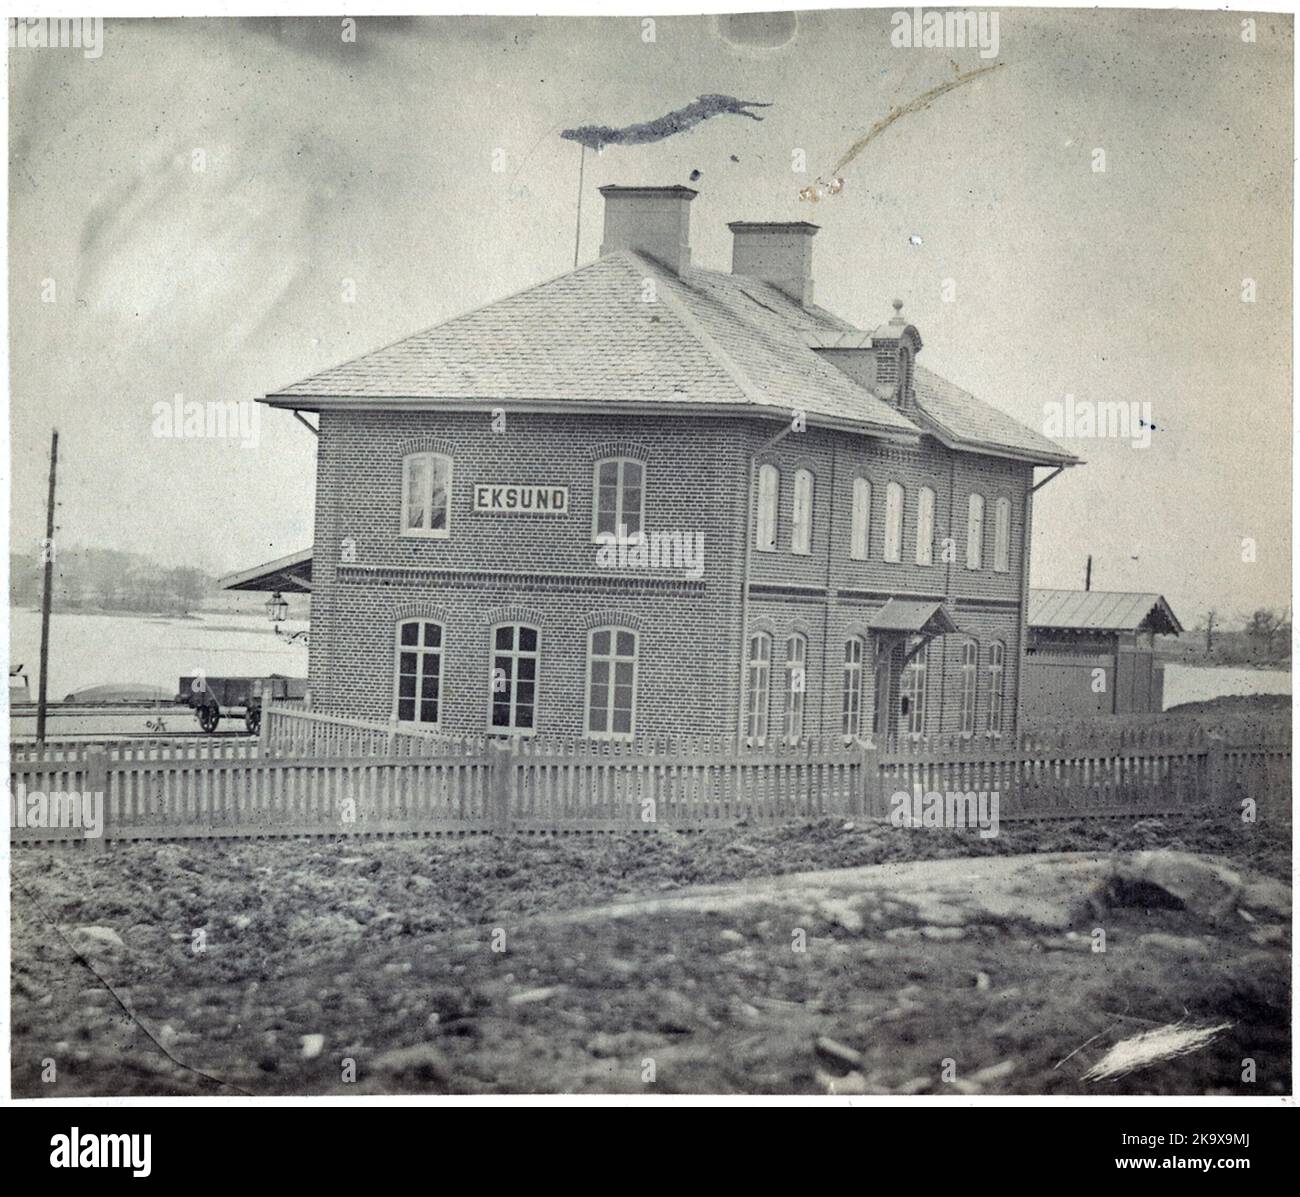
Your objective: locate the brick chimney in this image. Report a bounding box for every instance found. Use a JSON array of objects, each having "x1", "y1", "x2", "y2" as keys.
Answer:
[
  {"x1": 599, "y1": 185, "x2": 698, "y2": 274},
  {"x1": 728, "y1": 221, "x2": 819, "y2": 306}
]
